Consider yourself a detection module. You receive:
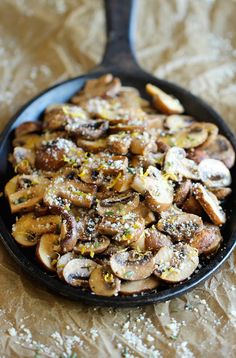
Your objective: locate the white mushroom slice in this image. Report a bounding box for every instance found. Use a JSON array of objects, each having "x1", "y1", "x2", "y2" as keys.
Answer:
[
  {"x1": 97, "y1": 213, "x2": 141, "y2": 237},
  {"x1": 190, "y1": 224, "x2": 222, "y2": 255},
  {"x1": 120, "y1": 276, "x2": 160, "y2": 295},
  {"x1": 76, "y1": 138, "x2": 107, "y2": 153},
  {"x1": 8, "y1": 184, "x2": 47, "y2": 214},
  {"x1": 12, "y1": 213, "x2": 60, "y2": 247},
  {"x1": 110, "y1": 250, "x2": 155, "y2": 281},
  {"x1": 113, "y1": 218, "x2": 145, "y2": 246},
  {"x1": 201, "y1": 122, "x2": 218, "y2": 146},
  {"x1": 130, "y1": 233, "x2": 146, "y2": 251},
  {"x1": 134, "y1": 202, "x2": 156, "y2": 226},
  {"x1": 63, "y1": 258, "x2": 97, "y2": 287},
  {"x1": 145, "y1": 226, "x2": 172, "y2": 252},
  {"x1": 174, "y1": 179, "x2": 192, "y2": 206},
  {"x1": 36, "y1": 234, "x2": 59, "y2": 271},
  {"x1": 193, "y1": 183, "x2": 226, "y2": 226},
  {"x1": 98, "y1": 155, "x2": 128, "y2": 175},
  {"x1": 97, "y1": 192, "x2": 139, "y2": 216},
  {"x1": 130, "y1": 132, "x2": 157, "y2": 155},
  {"x1": 113, "y1": 172, "x2": 134, "y2": 193},
  {"x1": 74, "y1": 236, "x2": 110, "y2": 257},
  {"x1": 145, "y1": 114, "x2": 166, "y2": 133},
  {"x1": 165, "y1": 115, "x2": 195, "y2": 131},
  {"x1": 107, "y1": 132, "x2": 132, "y2": 155},
  {"x1": 198, "y1": 159, "x2": 231, "y2": 188},
  {"x1": 132, "y1": 166, "x2": 174, "y2": 213},
  {"x1": 89, "y1": 266, "x2": 121, "y2": 297},
  {"x1": 65, "y1": 119, "x2": 108, "y2": 140},
  {"x1": 164, "y1": 147, "x2": 199, "y2": 181},
  {"x1": 160, "y1": 124, "x2": 208, "y2": 149},
  {"x1": 146, "y1": 84, "x2": 184, "y2": 114},
  {"x1": 154, "y1": 244, "x2": 199, "y2": 283},
  {"x1": 157, "y1": 211, "x2": 203, "y2": 241},
  {"x1": 210, "y1": 187, "x2": 232, "y2": 200},
  {"x1": 57, "y1": 252, "x2": 76, "y2": 279}
]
